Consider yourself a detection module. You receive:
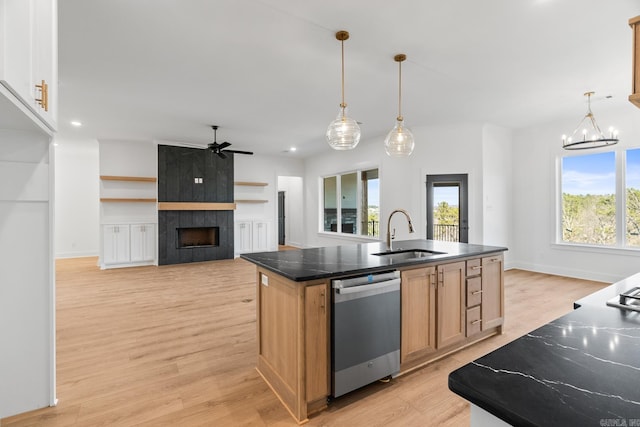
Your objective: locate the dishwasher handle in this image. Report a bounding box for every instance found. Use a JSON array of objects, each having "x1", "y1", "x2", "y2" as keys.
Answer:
[{"x1": 335, "y1": 278, "x2": 400, "y2": 295}]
